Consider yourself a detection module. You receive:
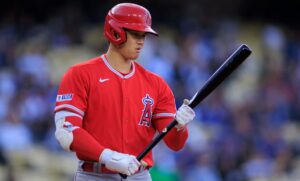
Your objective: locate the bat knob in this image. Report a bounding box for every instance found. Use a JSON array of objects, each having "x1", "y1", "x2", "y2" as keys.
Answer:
[{"x1": 119, "y1": 173, "x2": 127, "y2": 179}]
